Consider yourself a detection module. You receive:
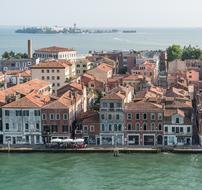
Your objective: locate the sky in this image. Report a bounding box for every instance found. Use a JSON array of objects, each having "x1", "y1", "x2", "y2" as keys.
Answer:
[{"x1": 0, "y1": 0, "x2": 202, "y2": 28}]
